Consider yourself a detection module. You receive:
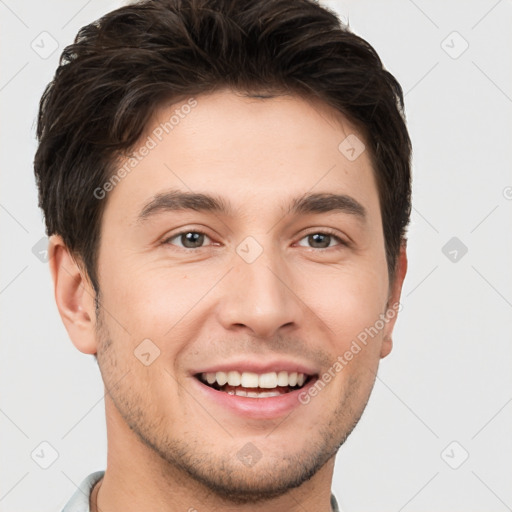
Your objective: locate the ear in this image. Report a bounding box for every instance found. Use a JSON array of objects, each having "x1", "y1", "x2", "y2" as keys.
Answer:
[
  {"x1": 380, "y1": 243, "x2": 408, "y2": 359},
  {"x1": 48, "y1": 235, "x2": 98, "y2": 355}
]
